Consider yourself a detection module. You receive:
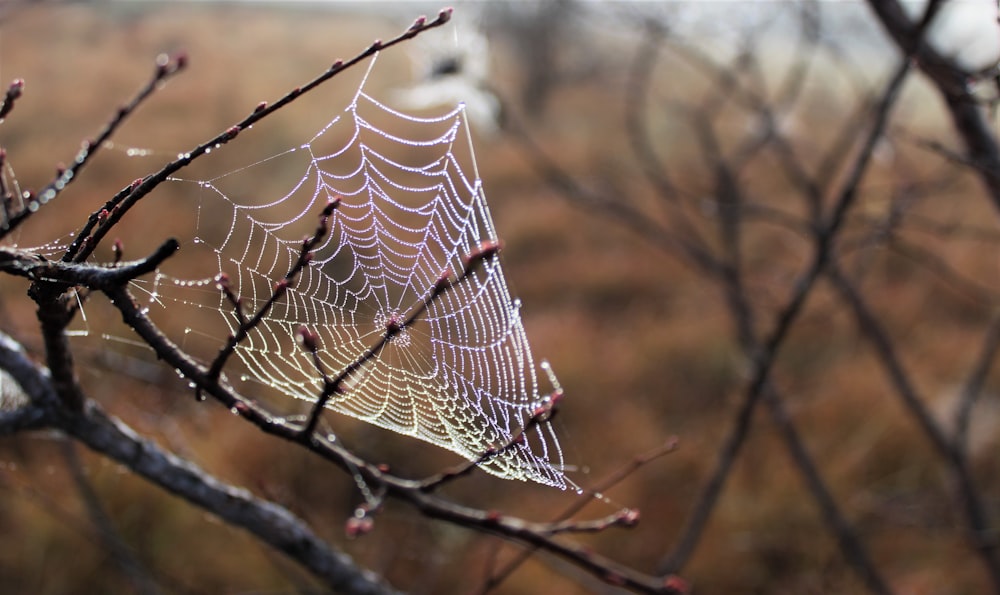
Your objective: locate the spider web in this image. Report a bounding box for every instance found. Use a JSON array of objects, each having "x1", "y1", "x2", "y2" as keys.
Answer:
[{"x1": 136, "y1": 58, "x2": 569, "y2": 489}]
